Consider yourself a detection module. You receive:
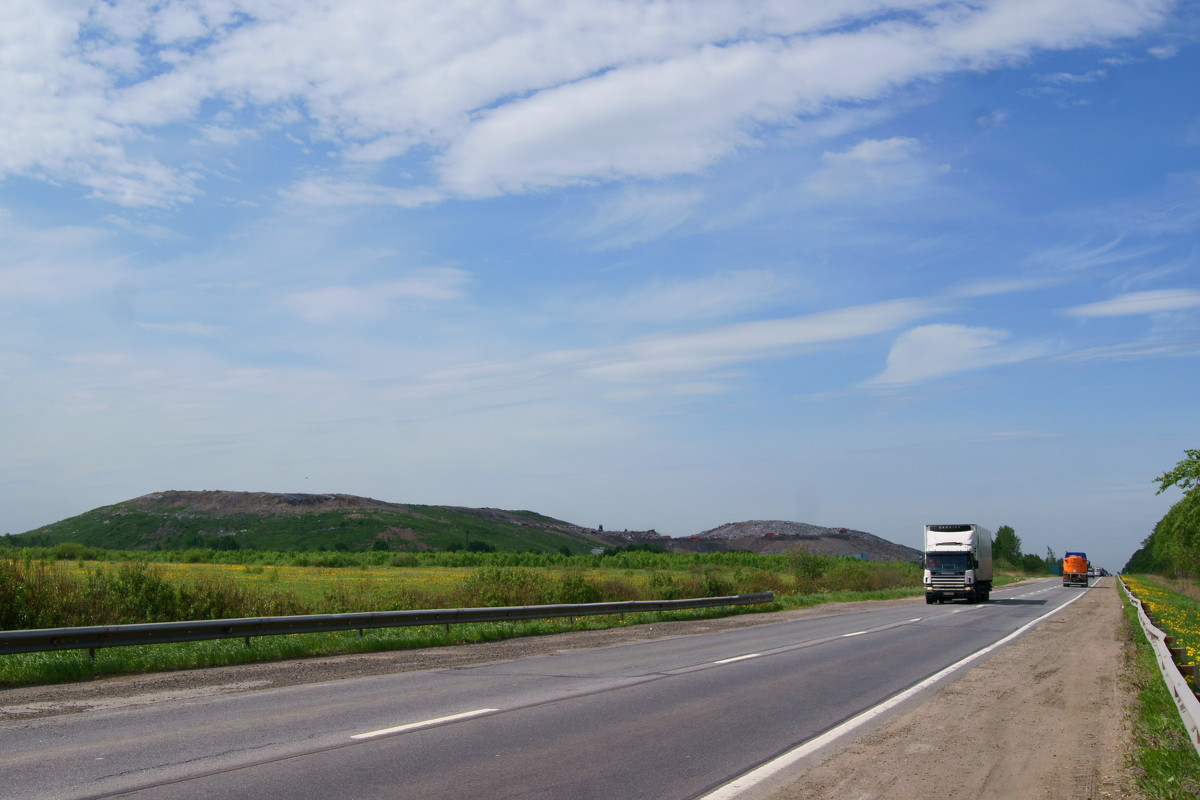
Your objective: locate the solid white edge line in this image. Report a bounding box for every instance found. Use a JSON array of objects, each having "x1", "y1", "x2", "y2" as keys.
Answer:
[
  {"x1": 697, "y1": 589, "x2": 1089, "y2": 800},
  {"x1": 351, "y1": 708, "x2": 499, "y2": 740},
  {"x1": 715, "y1": 654, "x2": 762, "y2": 665}
]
